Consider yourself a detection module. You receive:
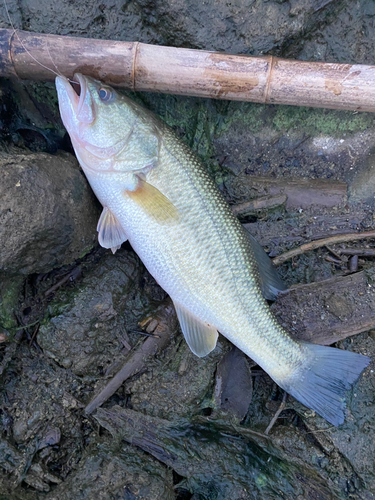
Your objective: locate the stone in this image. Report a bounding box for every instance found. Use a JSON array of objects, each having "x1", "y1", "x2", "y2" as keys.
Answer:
[{"x1": 0, "y1": 149, "x2": 100, "y2": 277}]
